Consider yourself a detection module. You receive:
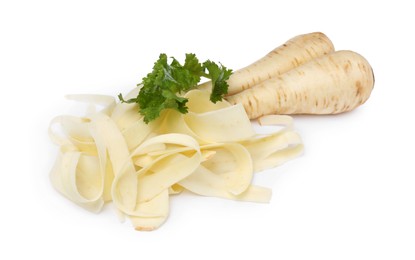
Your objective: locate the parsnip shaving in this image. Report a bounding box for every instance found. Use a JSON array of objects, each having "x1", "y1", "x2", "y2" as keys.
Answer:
[
  {"x1": 49, "y1": 151, "x2": 105, "y2": 212},
  {"x1": 184, "y1": 104, "x2": 255, "y2": 143},
  {"x1": 241, "y1": 130, "x2": 304, "y2": 172},
  {"x1": 49, "y1": 88, "x2": 303, "y2": 230},
  {"x1": 129, "y1": 189, "x2": 169, "y2": 231},
  {"x1": 178, "y1": 143, "x2": 272, "y2": 202}
]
